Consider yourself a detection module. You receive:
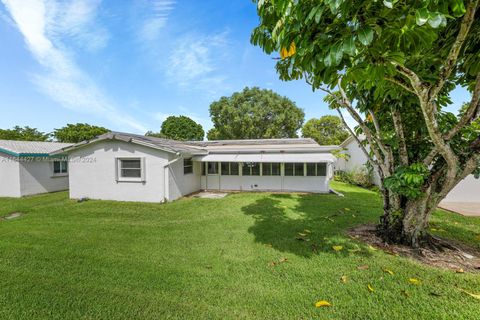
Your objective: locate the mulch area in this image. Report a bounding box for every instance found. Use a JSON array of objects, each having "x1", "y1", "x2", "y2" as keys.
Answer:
[{"x1": 348, "y1": 224, "x2": 480, "y2": 273}]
